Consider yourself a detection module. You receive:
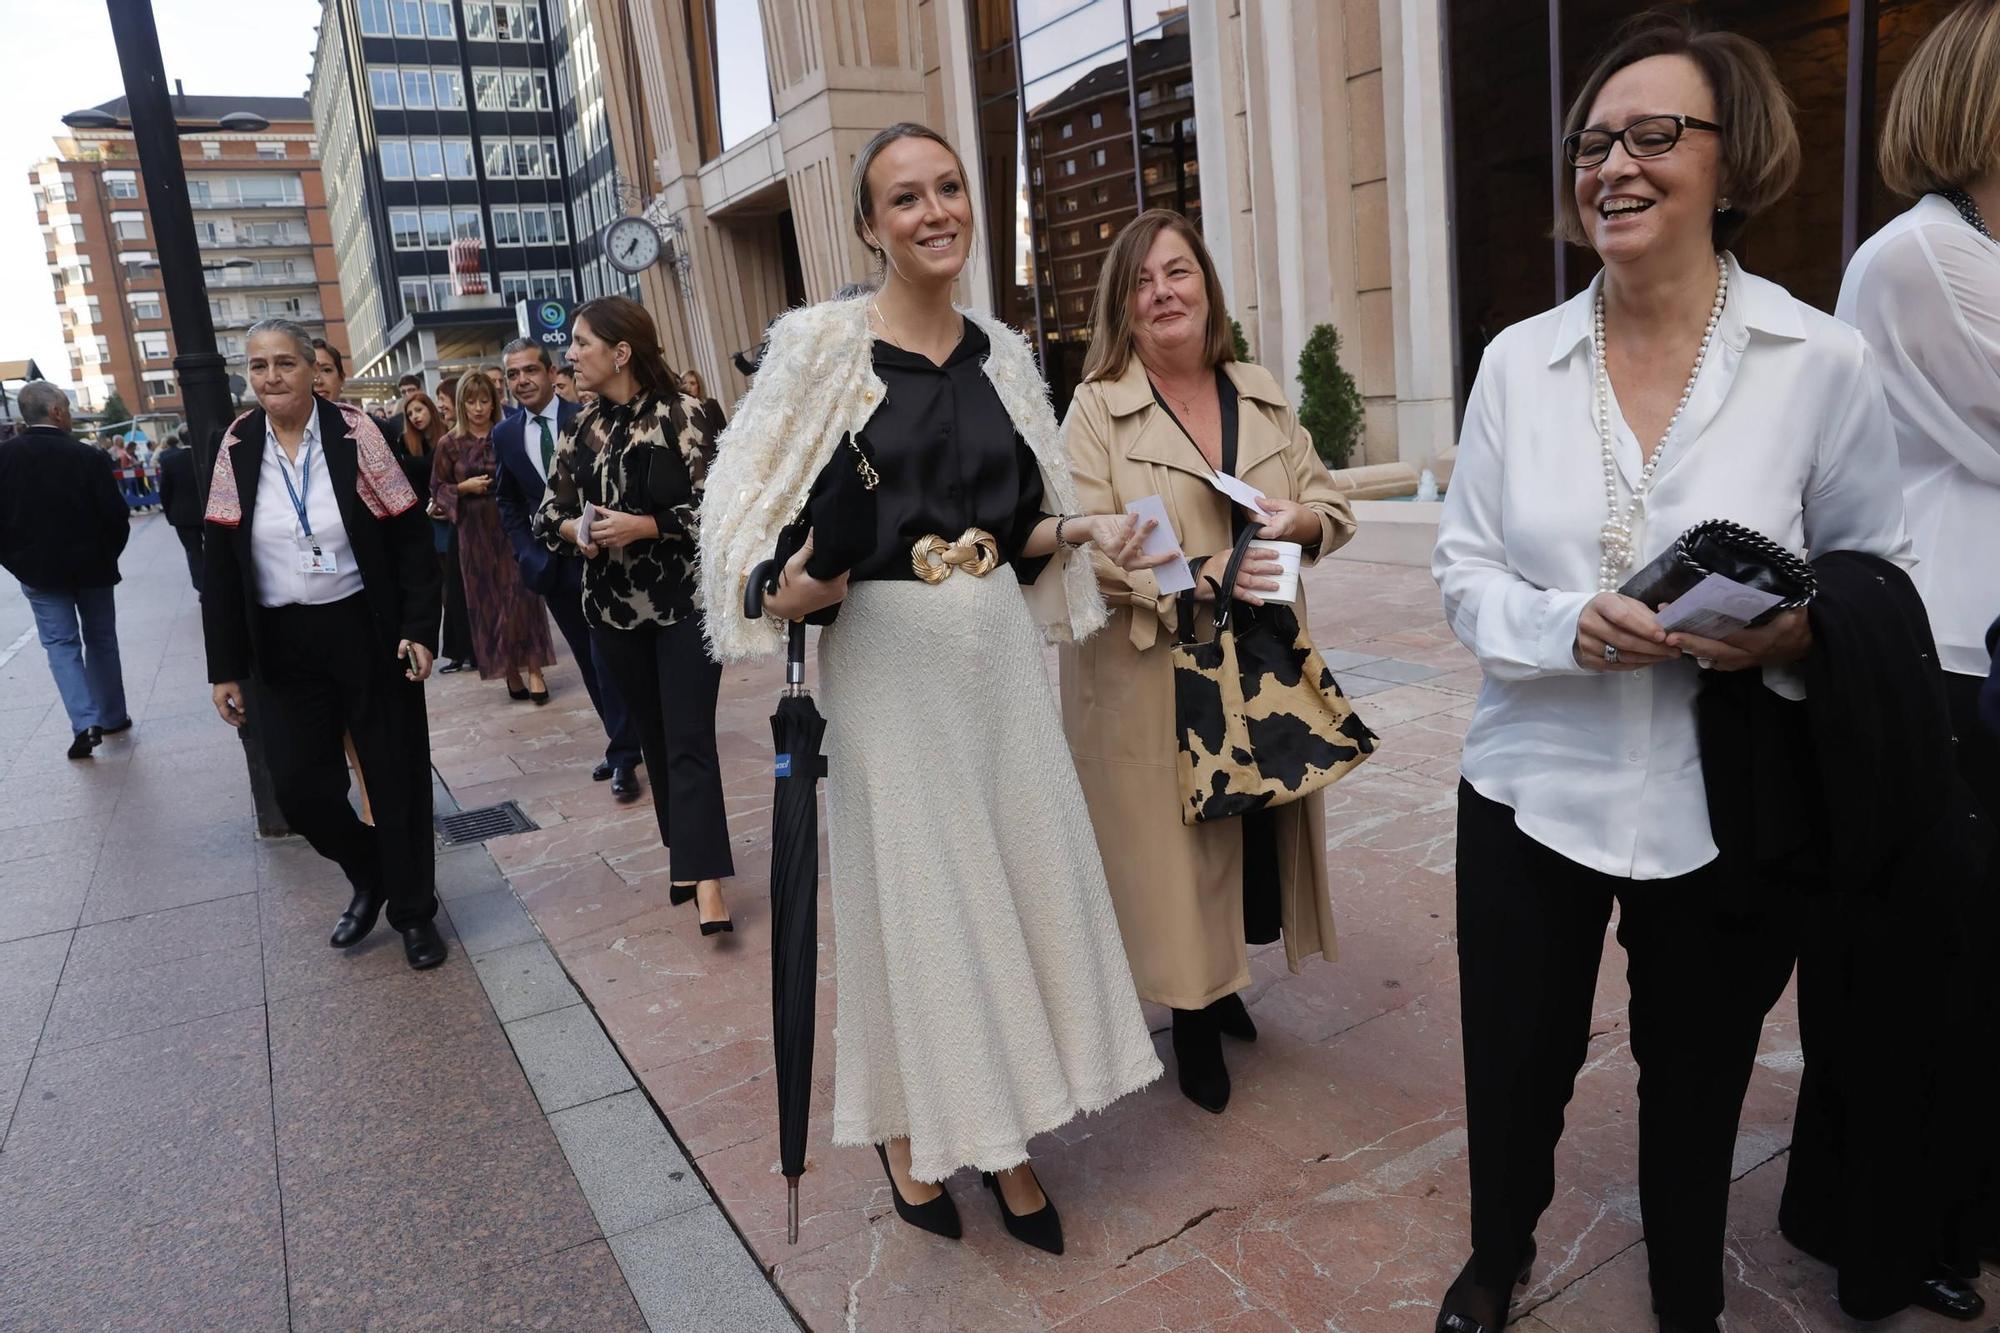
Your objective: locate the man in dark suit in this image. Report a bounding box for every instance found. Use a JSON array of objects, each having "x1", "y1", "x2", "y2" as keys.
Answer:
[
  {"x1": 495, "y1": 337, "x2": 642, "y2": 798},
  {"x1": 155, "y1": 431, "x2": 205, "y2": 594},
  {"x1": 0, "y1": 383, "x2": 132, "y2": 759}
]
